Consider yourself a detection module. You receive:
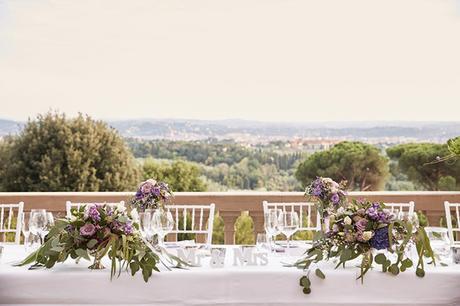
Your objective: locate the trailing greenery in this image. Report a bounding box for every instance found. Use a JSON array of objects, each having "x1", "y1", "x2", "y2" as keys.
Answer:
[
  {"x1": 16, "y1": 204, "x2": 161, "y2": 282},
  {"x1": 295, "y1": 199, "x2": 434, "y2": 295}
]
